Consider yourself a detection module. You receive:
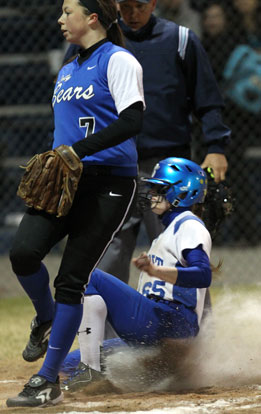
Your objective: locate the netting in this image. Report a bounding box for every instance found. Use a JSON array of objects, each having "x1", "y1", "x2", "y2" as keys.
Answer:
[{"x1": 0, "y1": 1, "x2": 260, "y2": 291}]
